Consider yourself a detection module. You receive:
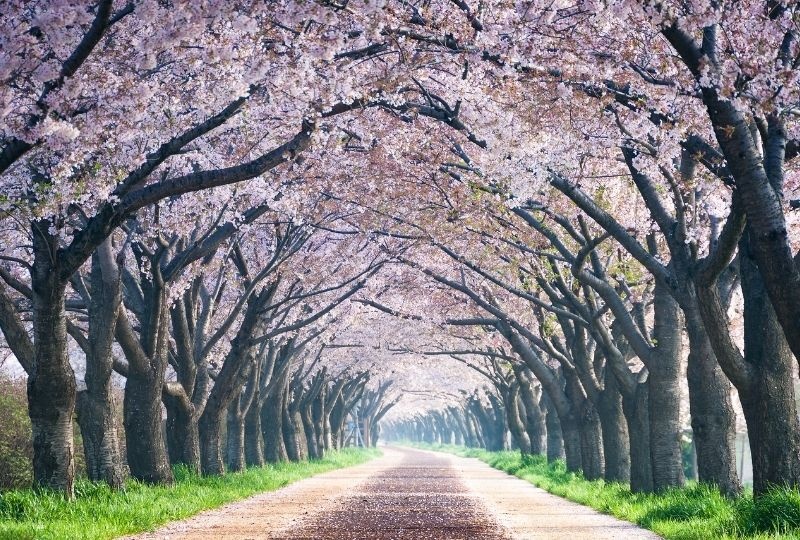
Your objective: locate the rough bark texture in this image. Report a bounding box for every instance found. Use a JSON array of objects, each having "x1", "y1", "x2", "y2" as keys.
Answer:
[
  {"x1": 262, "y1": 380, "x2": 289, "y2": 463},
  {"x1": 622, "y1": 380, "x2": 653, "y2": 493},
  {"x1": 198, "y1": 288, "x2": 268, "y2": 475},
  {"x1": 562, "y1": 372, "x2": 603, "y2": 480},
  {"x1": 505, "y1": 388, "x2": 532, "y2": 455},
  {"x1": 118, "y1": 261, "x2": 173, "y2": 485},
  {"x1": 738, "y1": 231, "x2": 800, "y2": 494},
  {"x1": 76, "y1": 390, "x2": 126, "y2": 488},
  {"x1": 244, "y1": 398, "x2": 265, "y2": 467},
  {"x1": 577, "y1": 401, "x2": 604, "y2": 481},
  {"x1": 649, "y1": 284, "x2": 686, "y2": 492},
  {"x1": 684, "y1": 307, "x2": 741, "y2": 496},
  {"x1": 559, "y1": 415, "x2": 583, "y2": 473},
  {"x1": 542, "y1": 391, "x2": 565, "y2": 463},
  {"x1": 696, "y1": 96, "x2": 800, "y2": 367},
  {"x1": 301, "y1": 402, "x2": 321, "y2": 459},
  {"x1": 312, "y1": 391, "x2": 326, "y2": 456},
  {"x1": 123, "y1": 368, "x2": 173, "y2": 484},
  {"x1": 513, "y1": 366, "x2": 547, "y2": 455},
  {"x1": 75, "y1": 241, "x2": 127, "y2": 488},
  {"x1": 283, "y1": 408, "x2": 307, "y2": 461},
  {"x1": 164, "y1": 396, "x2": 200, "y2": 472},
  {"x1": 29, "y1": 235, "x2": 76, "y2": 494},
  {"x1": 200, "y1": 385, "x2": 237, "y2": 475},
  {"x1": 226, "y1": 403, "x2": 246, "y2": 472},
  {"x1": 597, "y1": 371, "x2": 630, "y2": 483}
]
